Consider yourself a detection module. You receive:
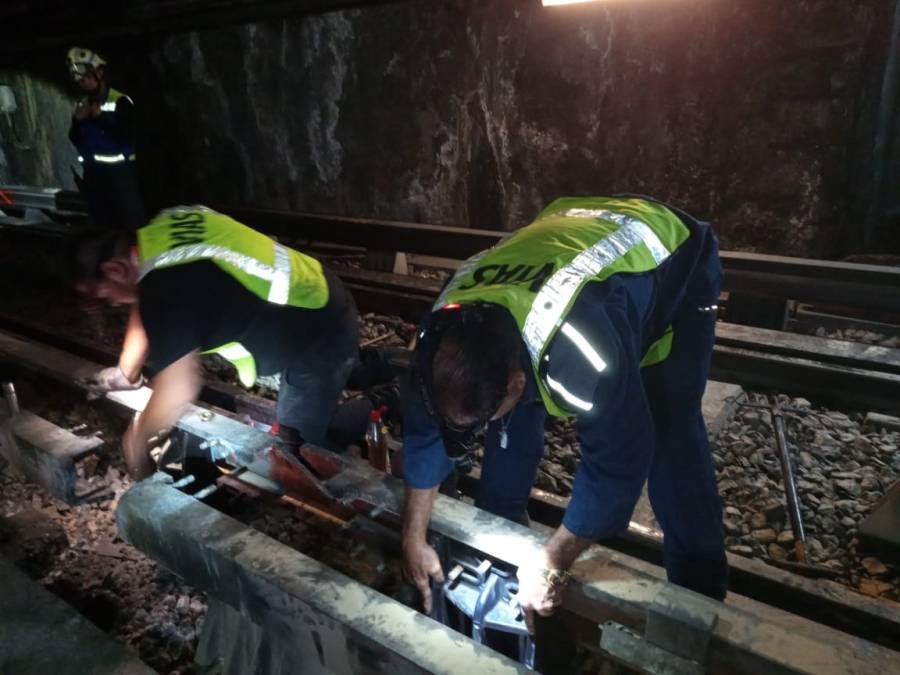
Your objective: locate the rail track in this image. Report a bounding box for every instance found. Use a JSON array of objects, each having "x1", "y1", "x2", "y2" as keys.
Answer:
[
  {"x1": 4, "y1": 186, "x2": 900, "y2": 671},
  {"x1": 1, "y1": 316, "x2": 899, "y2": 655},
  {"x1": 2, "y1": 327, "x2": 900, "y2": 674},
  {"x1": 3, "y1": 185, "x2": 900, "y2": 411}
]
